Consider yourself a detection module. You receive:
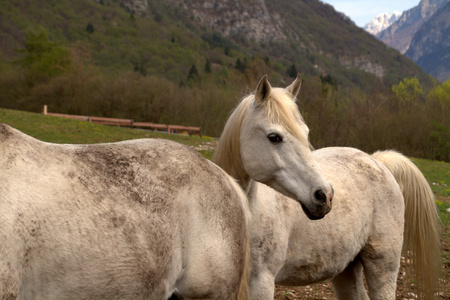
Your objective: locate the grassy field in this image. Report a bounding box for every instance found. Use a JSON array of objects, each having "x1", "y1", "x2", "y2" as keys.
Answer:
[
  {"x1": 0, "y1": 108, "x2": 216, "y2": 159},
  {"x1": 1, "y1": 107, "x2": 449, "y2": 221}
]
